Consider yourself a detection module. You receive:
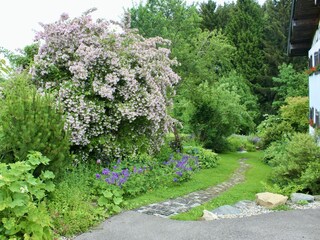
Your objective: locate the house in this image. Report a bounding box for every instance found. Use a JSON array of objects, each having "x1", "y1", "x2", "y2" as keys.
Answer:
[{"x1": 288, "y1": 0, "x2": 320, "y2": 134}]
